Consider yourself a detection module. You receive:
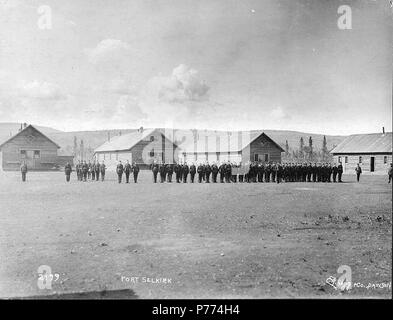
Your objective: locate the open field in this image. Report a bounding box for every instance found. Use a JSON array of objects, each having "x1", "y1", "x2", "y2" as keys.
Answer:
[{"x1": 0, "y1": 171, "x2": 391, "y2": 299}]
